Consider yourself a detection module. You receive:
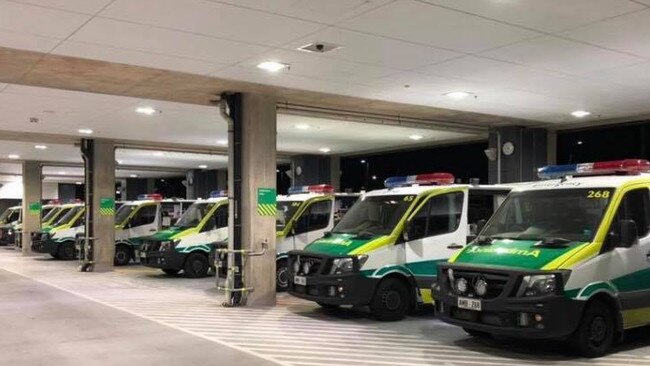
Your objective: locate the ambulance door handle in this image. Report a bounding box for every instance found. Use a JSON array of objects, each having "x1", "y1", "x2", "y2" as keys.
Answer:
[{"x1": 447, "y1": 243, "x2": 463, "y2": 250}]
